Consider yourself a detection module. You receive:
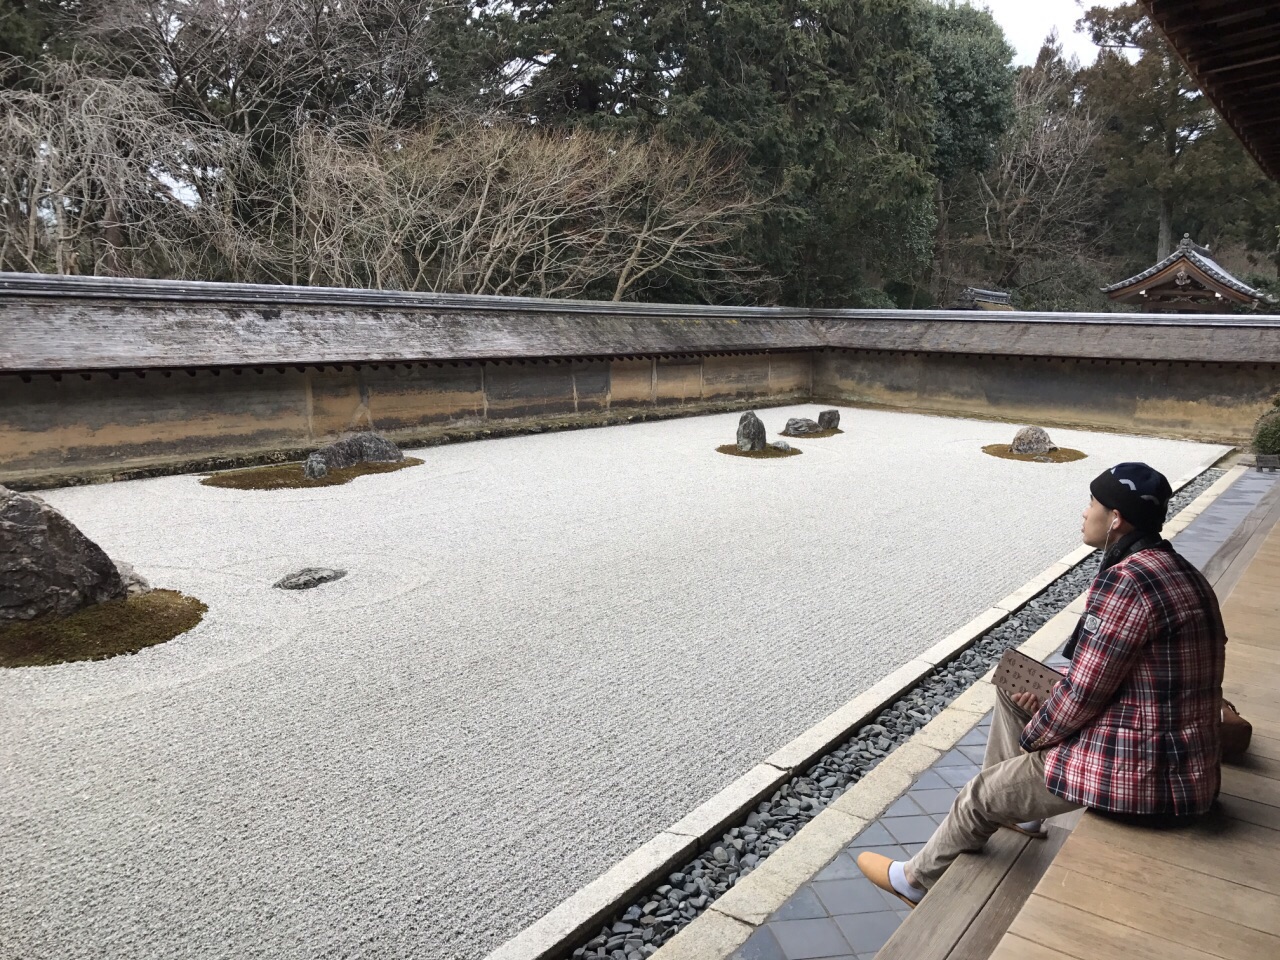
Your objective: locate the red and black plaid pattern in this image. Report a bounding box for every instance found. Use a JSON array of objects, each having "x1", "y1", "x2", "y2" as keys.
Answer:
[{"x1": 1020, "y1": 546, "x2": 1227, "y2": 816}]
